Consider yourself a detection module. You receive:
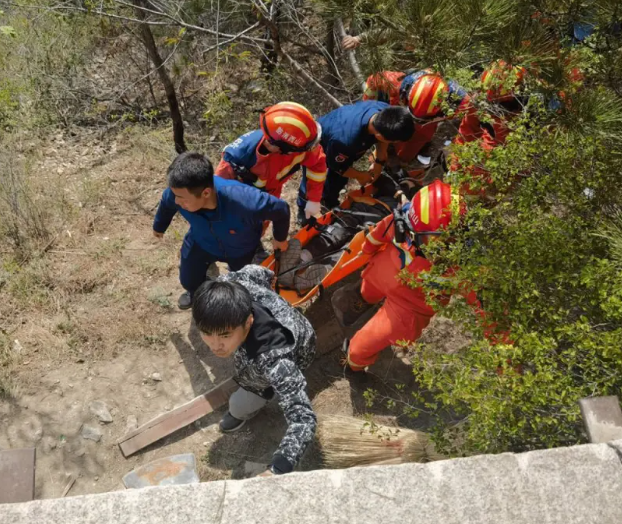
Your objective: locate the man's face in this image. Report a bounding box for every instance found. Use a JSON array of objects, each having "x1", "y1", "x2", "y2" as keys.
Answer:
[
  {"x1": 200, "y1": 316, "x2": 253, "y2": 358},
  {"x1": 171, "y1": 187, "x2": 210, "y2": 212}
]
